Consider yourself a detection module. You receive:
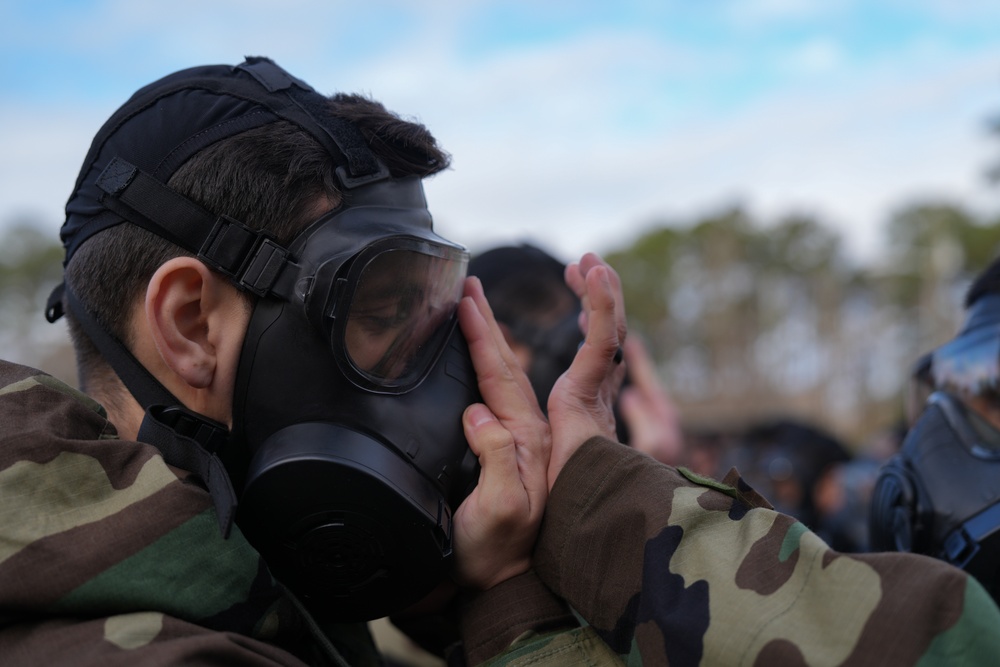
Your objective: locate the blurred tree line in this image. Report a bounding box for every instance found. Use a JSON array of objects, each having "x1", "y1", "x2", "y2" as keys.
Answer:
[
  {"x1": 605, "y1": 200, "x2": 1000, "y2": 446},
  {"x1": 0, "y1": 219, "x2": 76, "y2": 384},
  {"x1": 1, "y1": 196, "x2": 999, "y2": 448}
]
